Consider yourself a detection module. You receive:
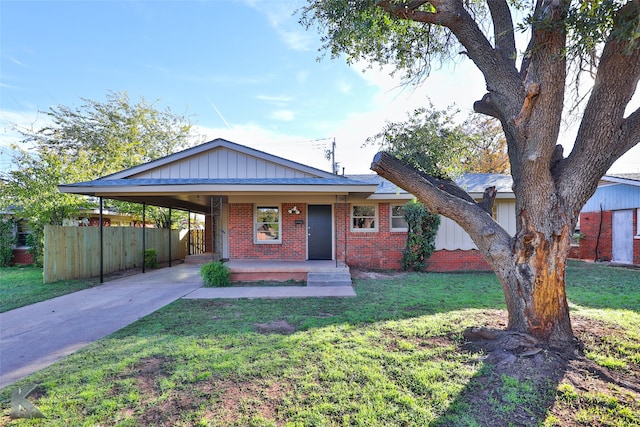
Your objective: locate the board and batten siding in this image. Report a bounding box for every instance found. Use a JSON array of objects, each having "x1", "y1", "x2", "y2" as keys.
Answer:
[
  {"x1": 582, "y1": 183, "x2": 640, "y2": 212},
  {"x1": 131, "y1": 148, "x2": 316, "y2": 180},
  {"x1": 434, "y1": 201, "x2": 517, "y2": 250}
]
